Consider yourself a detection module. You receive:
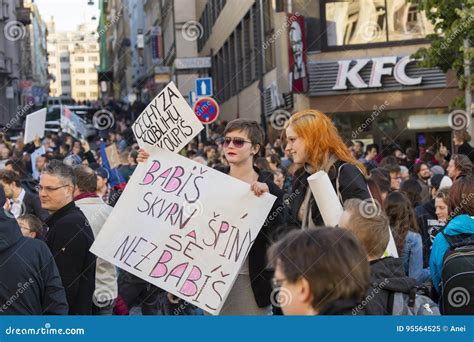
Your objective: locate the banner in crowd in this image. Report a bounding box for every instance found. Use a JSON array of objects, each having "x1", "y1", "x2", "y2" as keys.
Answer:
[
  {"x1": 91, "y1": 148, "x2": 276, "y2": 314},
  {"x1": 61, "y1": 107, "x2": 89, "y2": 139},
  {"x1": 132, "y1": 82, "x2": 203, "y2": 152},
  {"x1": 24, "y1": 108, "x2": 46, "y2": 144}
]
